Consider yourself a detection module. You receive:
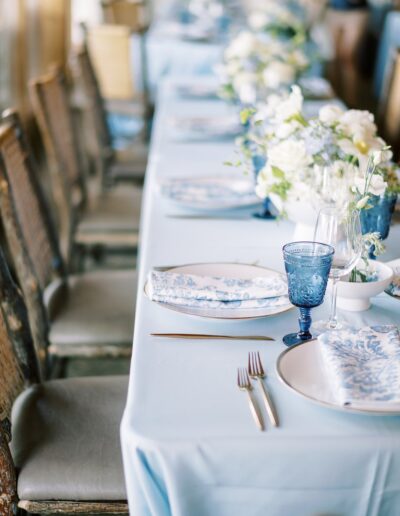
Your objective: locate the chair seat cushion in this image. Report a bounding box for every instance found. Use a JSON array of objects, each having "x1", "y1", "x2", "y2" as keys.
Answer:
[
  {"x1": 78, "y1": 185, "x2": 142, "y2": 233},
  {"x1": 47, "y1": 270, "x2": 137, "y2": 353},
  {"x1": 11, "y1": 375, "x2": 128, "y2": 501}
]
